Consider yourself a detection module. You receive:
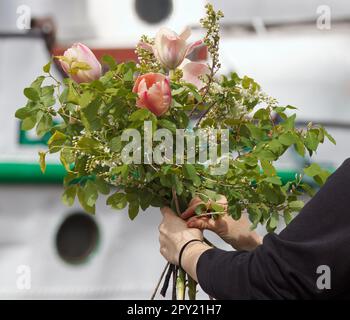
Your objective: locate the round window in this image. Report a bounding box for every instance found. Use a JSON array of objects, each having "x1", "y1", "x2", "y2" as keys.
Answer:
[
  {"x1": 135, "y1": 0, "x2": 173, "y2": 24},
  {"x1": 55, "y1": 212, "x2": 100, "y2": 265}
]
